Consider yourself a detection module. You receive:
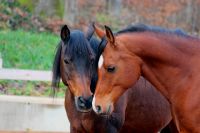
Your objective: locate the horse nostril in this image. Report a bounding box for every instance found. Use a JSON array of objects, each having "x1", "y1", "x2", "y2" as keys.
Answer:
[
  {"x1": 78, "y1": 96, "x2": 86, "y2": 108},
  {"x1": 78, "y1": 96, "x2": 85, "y2": 104},
  {"x1": 95, "y1": 105, "x2": 102, "y2": 114}
]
